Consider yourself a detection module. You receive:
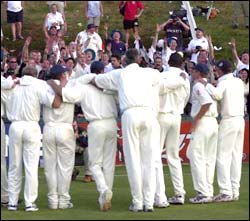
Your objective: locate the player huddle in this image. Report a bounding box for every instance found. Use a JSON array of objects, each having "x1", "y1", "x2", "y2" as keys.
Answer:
[{"x1": 1, "y1": 49, "x2": 245, "y2": 212}]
